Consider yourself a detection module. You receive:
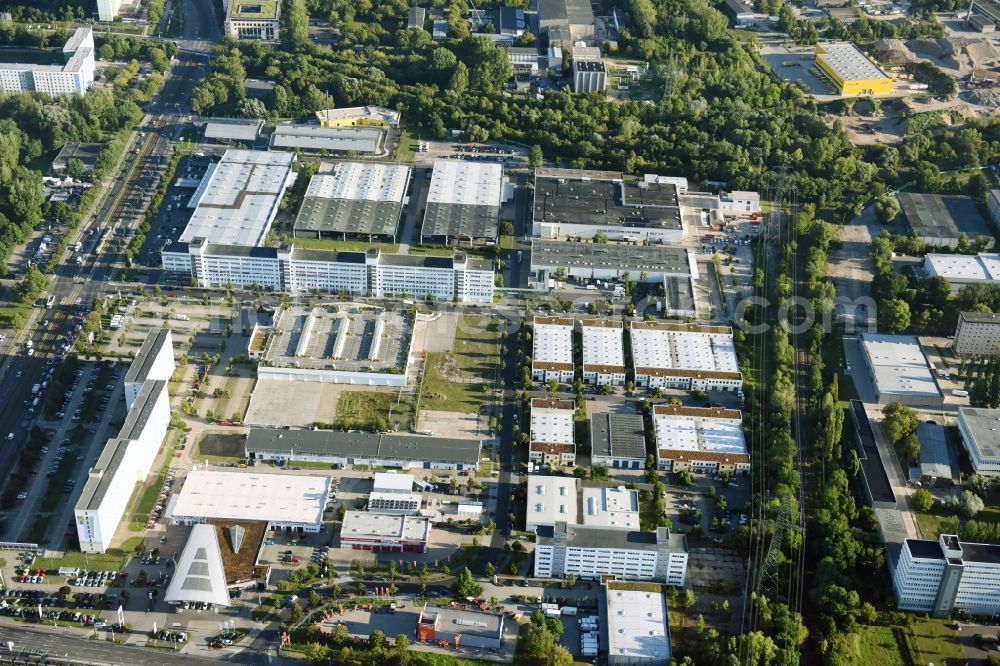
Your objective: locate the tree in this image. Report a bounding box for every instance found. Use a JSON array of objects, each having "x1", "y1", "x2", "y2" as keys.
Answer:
[
  {"x1": 882, "y1": 403, "x2": 919, "y2": 445},
  {"x1": 14, "y1": 265, "x2": 50, "y2": 305},
  {"x1": 284, "y1": 0, "x2": 310, "y2": 50},
  {"x1": 960, "y1": 490, "x2": 984, "y2": 518},
  {"x1": 529, "y1": 144, "x2": 543, "y2": 168},
  {"x1": 485, "y1": 562, "x2": 495, "y2": 578},
  {"x1": 289, "y1": 601, "x2": 304, "y2": 623},
  {"x1": 369, "y1": 629, "x2": 387, "y2": 651},
  {"x1": 547, "y1": 378, "x2": 559, "y2": 394},
  {"x1": 452, "y1": 567, "x2": 483, "y2": 598},
  {"x1": 878, "y1": 298, "x2": 911, "y2": 333},
  {"x1": 874, "y1": 195, "x2": 900, "y2": 224},
  {"x1": 912, "y1": 488, "x2": 933, "y2": 512},
  {"x1": 546, "y1": 617, "x2": 564, "y2": 638},
  {"x1": 308, "y1": 589, "x2": 321, "y2": 608},
  {"x1": 65, "y1": 158, "x2": 86, "y2": 179}
]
